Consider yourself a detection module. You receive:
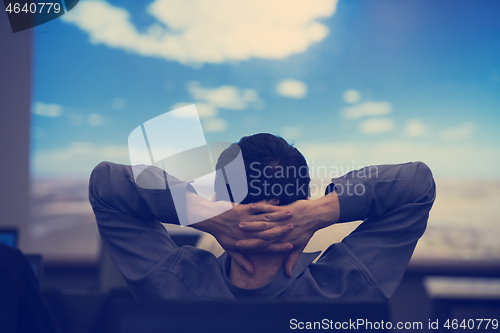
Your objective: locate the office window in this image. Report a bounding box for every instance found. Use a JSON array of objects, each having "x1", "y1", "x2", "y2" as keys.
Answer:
[{"x1": 28, "y1": 0, "x2": 500, "y2": 265}]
